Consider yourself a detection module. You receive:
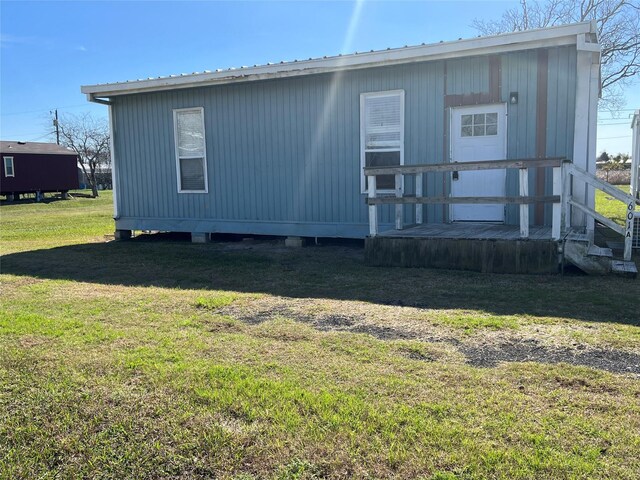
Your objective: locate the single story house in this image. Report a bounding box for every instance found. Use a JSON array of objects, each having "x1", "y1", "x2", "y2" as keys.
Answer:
[
  {"x1": 78, "y1": 166, "x2": 113, "y2": 190},
  {"x1": 1, "y1": 141, "x2": 79, "y2": 200},
  {"x1": 83, "y1": 21, "x2": 638, "y2": 274}
]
